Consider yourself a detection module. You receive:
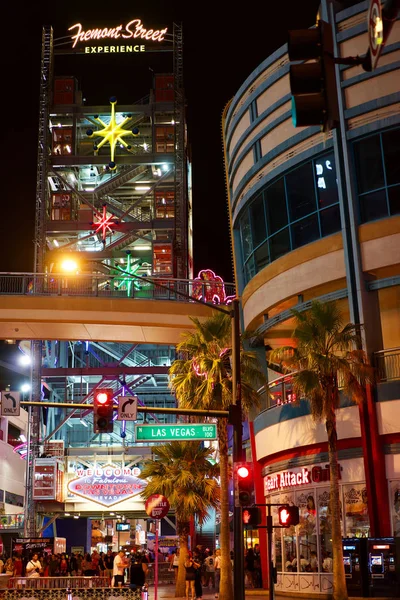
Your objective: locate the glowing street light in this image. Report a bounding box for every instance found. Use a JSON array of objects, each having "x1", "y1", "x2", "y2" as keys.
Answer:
[{"x1": 61, "y1": 259, "x2": 79, "y2": 272}]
